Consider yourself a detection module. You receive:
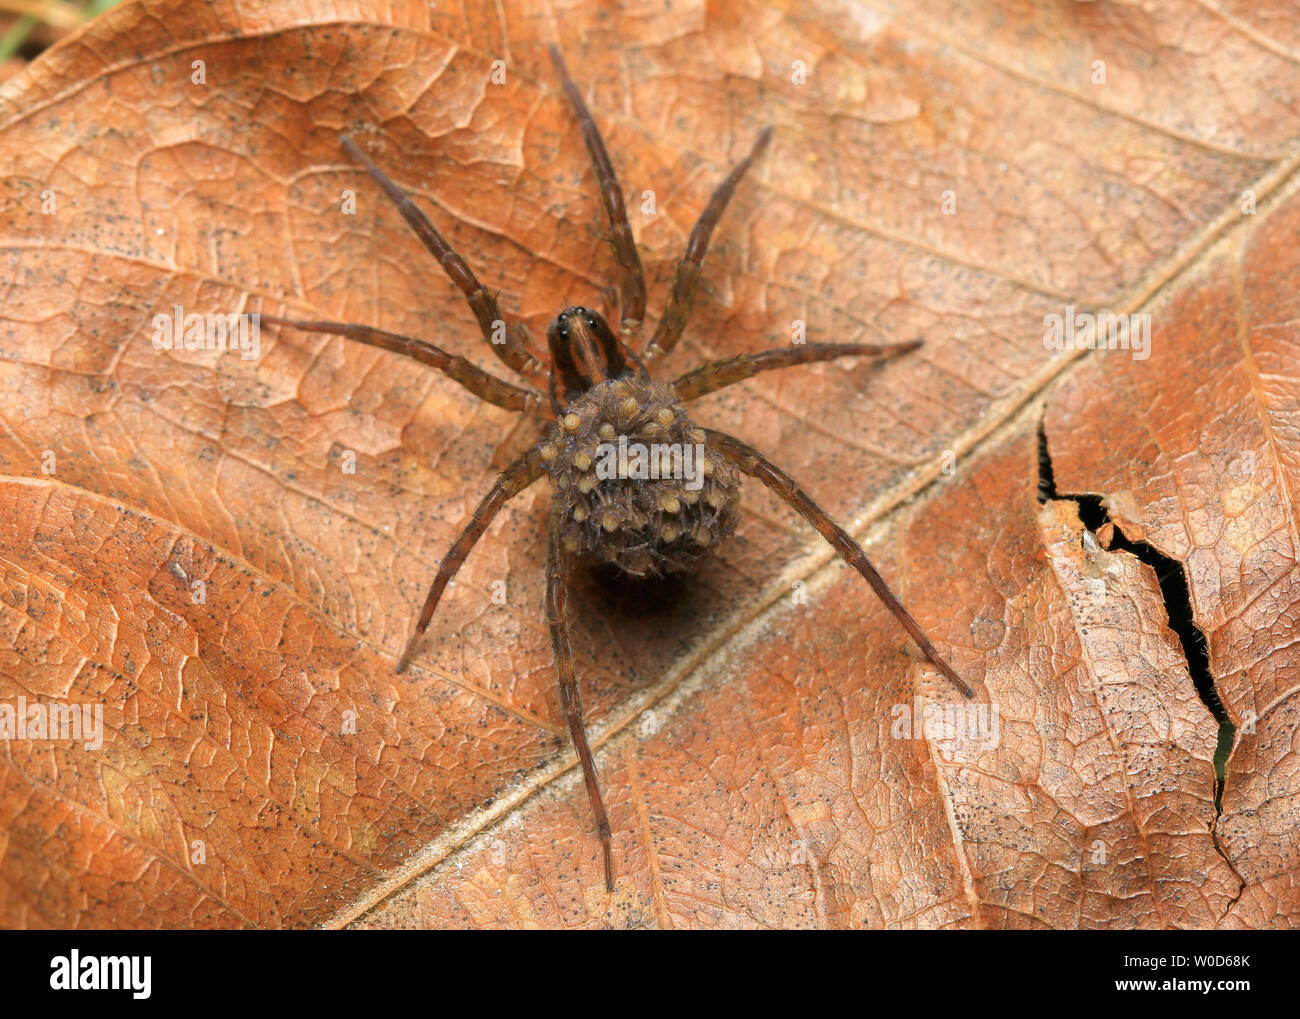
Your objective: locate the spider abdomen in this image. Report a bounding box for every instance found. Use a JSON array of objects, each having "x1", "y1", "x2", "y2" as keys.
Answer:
[{"x1": 540, "y1": 376, "x2": 740, "y2": 577}]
